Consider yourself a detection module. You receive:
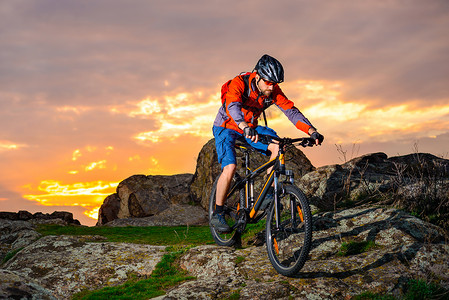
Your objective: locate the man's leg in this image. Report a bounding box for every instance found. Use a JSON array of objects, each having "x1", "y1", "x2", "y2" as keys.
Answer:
[
  {"x1": 211, "y1": 126, "x2": 238, "y2": 232},
  {"x1": 267, "y1": 142, "x2": 279, "y2": 174},
  {"x1": 211, "y1": 163, "x2": 235, "y2": 232},
  {"x1": 215, "y1": 163, "x2": 236, "y2": 206}
]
